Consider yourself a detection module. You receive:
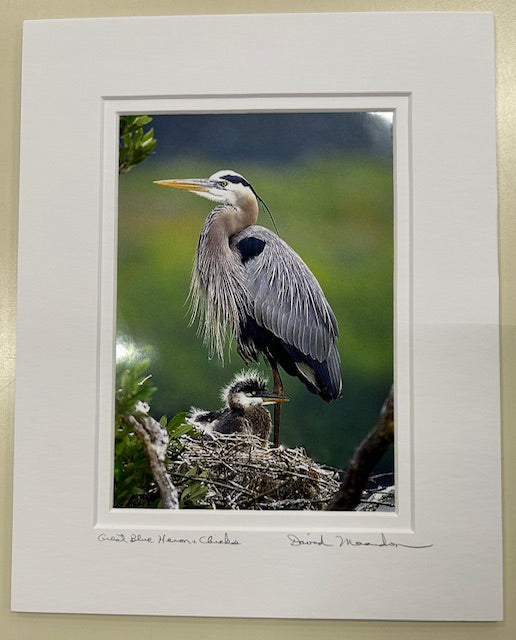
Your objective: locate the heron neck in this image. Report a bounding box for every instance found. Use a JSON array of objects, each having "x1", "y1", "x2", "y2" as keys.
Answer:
[
  {"x1": 200, "y1": 207, "x2": 252, "y2": 252},
  {"x1": 191, "y1": 203, "x2": 255, "y2": 360}
]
